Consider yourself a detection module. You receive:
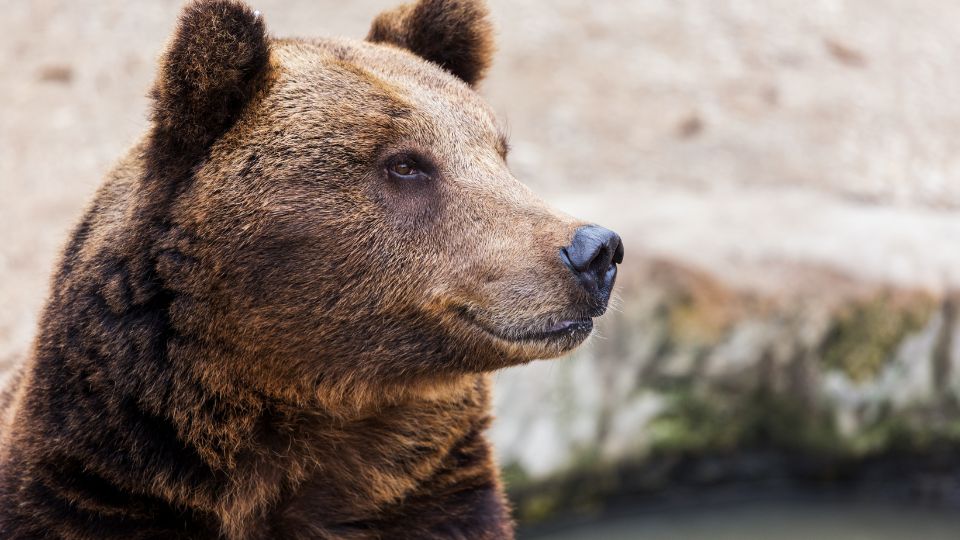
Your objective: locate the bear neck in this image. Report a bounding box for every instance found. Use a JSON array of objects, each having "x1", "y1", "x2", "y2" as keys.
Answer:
[{"x1": 26, "y1": 221, "x2": 493, "y2": 533}]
